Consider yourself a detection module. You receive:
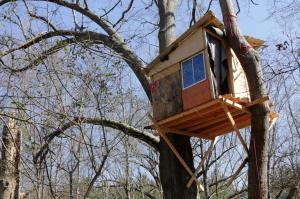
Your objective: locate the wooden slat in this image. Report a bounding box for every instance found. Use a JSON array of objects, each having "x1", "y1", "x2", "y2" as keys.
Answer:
[
  {"x1": 222, "y1": 94, "x2": 249, "y2": 104},
  {"x1": 157, "y1": 99, "x2": 220, "y2": 125},
  {"x1": 197, "y1": 121, "x2": 250, "y2": 139},
  {"x1": 160, "y1": 127, "x2": 206, "y2": 139},
  {"x1": 197, "y1": 114, "x2": 250, "y2": 137},
  {"x1": 203, "y1": 112, "x2": 250, "y2": 130},
  {"x1": 162, "y1": 125, "x2": 216, "y2": 140},
  {"x1": 150, "y1": 96, "x2": 257, "y2": 140},
  {"x1": 197, "y1": 113, "x2": 250, "y2": 133},
  {"x1": 185, "y1": 110, "x2": 245, "y2": 131},
  {"x1": 163, "y1": 105, "x2": 223, "y2": 128},
  {"x1": 169, "y1": 106, "x2": 225, "y2": 129},
  {"x1": 186, "y1": 111, "x2": 246, "y2": 131},
  {"x1": 186, "y1": 137, "x2": 218, "y2": 188},
  {"x1": 245, "y1": 96, "x2": 269, "y2": 107},
  {"x1": 158, "y1": 97, "x2": 249, "y2": 127},
  {"x1": 222, "y1": 105, "x2": 249, "y2": 154},
  {"x1": 219, "y1": 97, "x2": 250, "y2": 113}
]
